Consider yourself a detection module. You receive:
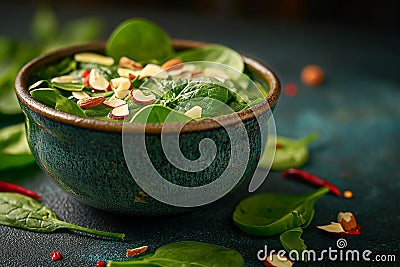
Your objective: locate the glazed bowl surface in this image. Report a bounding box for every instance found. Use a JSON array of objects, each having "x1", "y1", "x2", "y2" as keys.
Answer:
[{"x1": 15, "y1": 40, "x2": 280, "y2": 215}]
